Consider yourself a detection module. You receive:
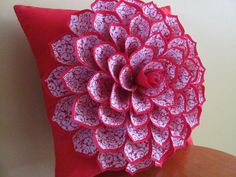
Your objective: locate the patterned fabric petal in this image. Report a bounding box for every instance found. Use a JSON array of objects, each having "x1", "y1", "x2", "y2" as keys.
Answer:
[
  {"x1": 45, "y1": 66, "x2": 70, "y2": 97},
  {"x1": 126, "y1": 158, "x2": 153, "y2": 175},
  {"x1": 142, "y1": 2, "x2": 163, "y2": 21},
  {"x1": 62, "y1": 66, "x2": 96, "y2": 94},
  {"x1": 185, "y1": 34, "x2": 198, "y2": 58},
  {"x1": 163, "y1": 47, "x2": 184, "y2": 65},
  {"x1": 91, "y1": 0, "x2": 117, "y2": 12},
  {"x1": 98, "y1": 104, "x2": 126, "y2": 127},
  {"x1": 141, "y1": 79, "x2": 167, "y2": 97},
  {"x1": 51, "y1": 35, "x2": 78, "y2": 65},
  {"x1": 72, "y1": 128, "x2": 97, "y2": 156},
  {"x1": 159, "y1": 58, "x2": 177, "y2": 82},
  {"x1": 110, "y1": 83, "x2": 130, "y2": 112},
  {"x1": 73, "y1": 94, "x2": 101, "y2": 128},
  {"x1": 94, "y1": 42, "x2": 117, "y2": 71},
  {"x1": 150, "y1": 21, "x2": 171, "y2": 39},
  {"x1": 119, "y1": 65, "x2": 136, "y2": 91},
  {"x1": 151, "y1": 88, "x2": 176, "y2": 107},
  {"x1": 130, "y1": 110, "x2": 149, "y2": 128},
  {"x1": 95, "y1": 126, "x2": 126, "y2": 152},
  {"x1": 97, "y1": 152, "x2": 127, "y2": 171},
  {"x1": 125, "y1": 35, "x2": 142, "y2": 56},
  {"x1": 183, "y1": 86, "x2": 198, "y2": 112},
  {"x1": 145, "y1": 33, "x2": 166, "y2": 56},
  {"x1": 192, "y1": 57, "x2": 206, "y2": 84},
  {"x1": 129, "y1": 14, "x2": 150, "y2": 41},
  {"x1": 149, "y1": 106, "x2": 171, "y2": 129},
  {"x1": 169, "y1": 116, "x2": 186, "y2": 137},
  {"x1": 123, "y1": 0, "x2": 145, "y2": 8},
  {"x1": 87, "y1": 72, "x2": 114, "y2": 103},
  {"x1": 165, "y1": 15, "x2": 185, "y2": 37},
  {"x1": 127, "y1": 121, "x2": 150, "y2": 143},
  {"x1": 69, "y1": 10, "x2": 95, "y2": 36},
  {"x1": 168, "y1": 93, "x2": 185, "y2": 115},
  {"x1": 184, "y1": 106, "x2": 201, "y2": 129},
  {"x1": 93, "y1": 11, "x2": 121, "y2": 39},
  {"x1": 75, "y1": 33, "x2": 102, "y2": 68},
  {"x1": 108, "y1": 53, "x2": 127, "y2": 82},
  {"x1": 195, "y1": 85, "x2": 206, "y2": 105},
  {"x1": 151, "y1": 126, "x2": 170, "y2": 146},
  {"x1": 124, "y1": 139, "x2": 150, "y2": 163},
  {"x1": 52, "y1": 96, "x2": 79, "y2": 131},
  {"x1": 172, "y1": 66, "x2": 191, "y2": 90},
  {"x1": 168, "y1": 37, "x2": 189, "y2": 57}
]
